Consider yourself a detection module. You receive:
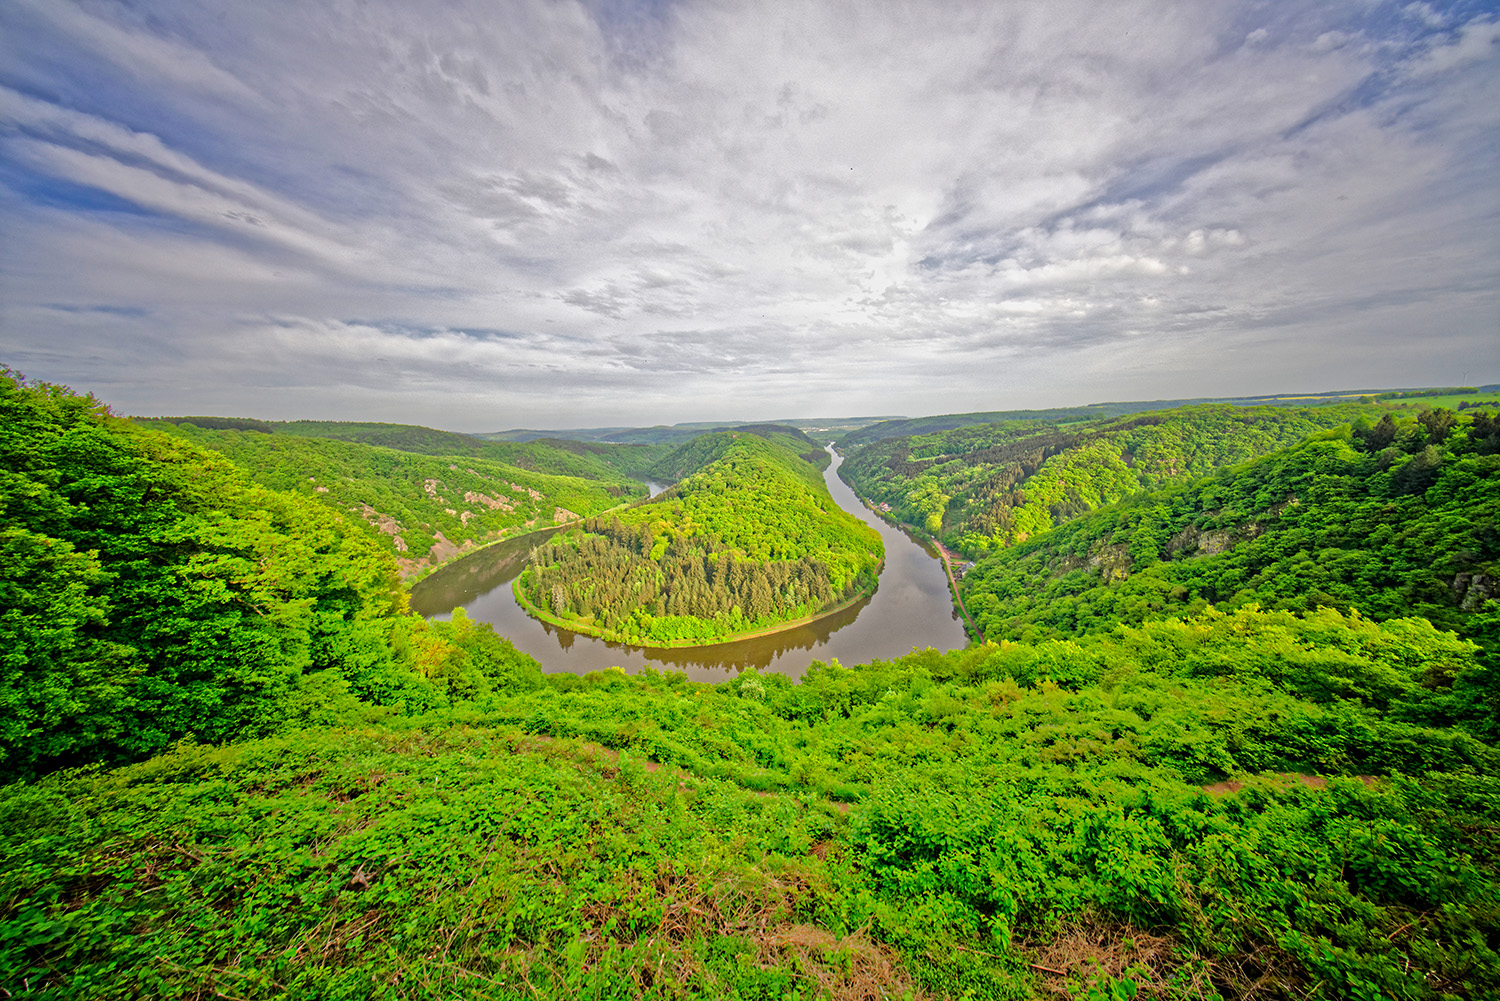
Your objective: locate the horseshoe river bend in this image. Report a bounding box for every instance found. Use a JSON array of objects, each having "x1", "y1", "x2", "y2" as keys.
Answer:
[{"x1": 409, "y1": 447, "x2": 970, "y2": 682}]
